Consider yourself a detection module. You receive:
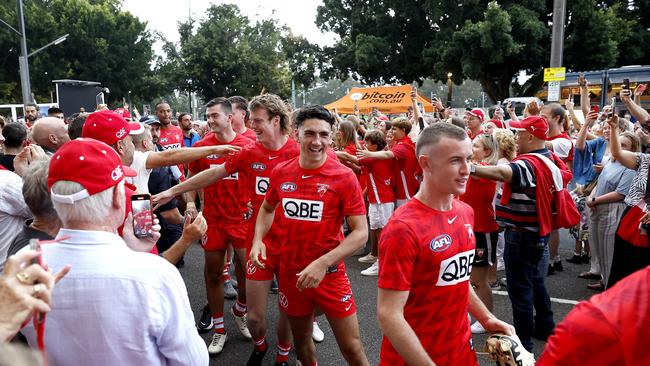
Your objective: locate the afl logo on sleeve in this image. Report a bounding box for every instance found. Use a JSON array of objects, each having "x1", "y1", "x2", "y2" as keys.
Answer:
[
  {"x1": 282, "y1": 198, "x2": 323, "y2": 222},
  {"x1": 436, "y1": 249, "x2": 474, "y2": 286},
  {"x1": 256, "y1": 176, "x2": 270, "y2": 195}
]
